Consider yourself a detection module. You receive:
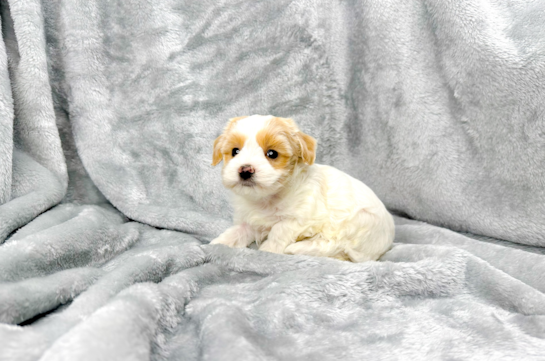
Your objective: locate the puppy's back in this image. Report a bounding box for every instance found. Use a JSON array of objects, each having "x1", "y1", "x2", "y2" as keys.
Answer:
[{"x1": 314, "y1": 164, "x2": 395, "y2": 261}]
